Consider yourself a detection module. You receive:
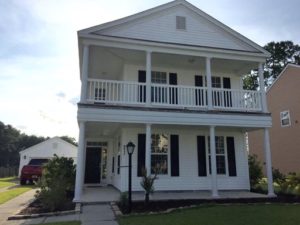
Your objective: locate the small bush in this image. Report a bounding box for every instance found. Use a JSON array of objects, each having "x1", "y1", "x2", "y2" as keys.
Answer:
[
  {"x1": 272, "y1": 168, "x2": 286, "y2": 185},
  {"x1": 248, "y1": 154, "x2": 263, "y2": 188},
  {"x1": 118, "y1": 192, "x2": 129, "y2": 212},
  {"x1": 140, "y1": 168, "x2": 158, "y2": 206},
  {"x1": 36, "y1": 155, "x2": 76, "y2": 211},
  {"x1": 280, "y1": 173, "x2": 300, "y2": 196}
]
